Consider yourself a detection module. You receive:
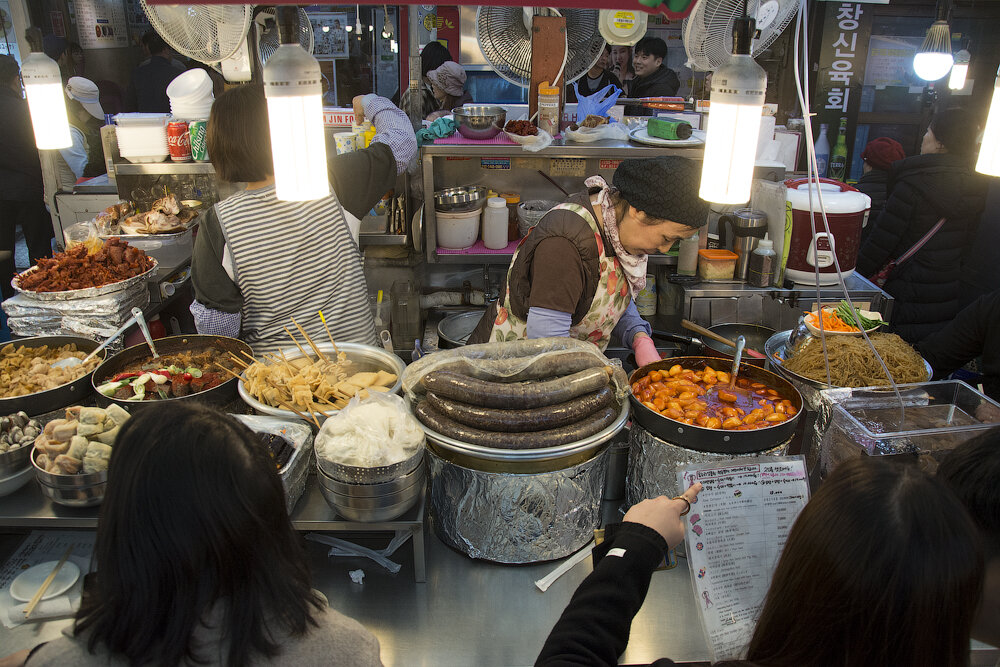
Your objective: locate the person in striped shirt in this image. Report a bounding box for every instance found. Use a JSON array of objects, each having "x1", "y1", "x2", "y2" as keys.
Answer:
[{"x1": 190, "y1": 85, "x2": 416, "y2": 355}]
